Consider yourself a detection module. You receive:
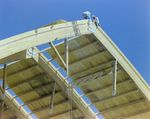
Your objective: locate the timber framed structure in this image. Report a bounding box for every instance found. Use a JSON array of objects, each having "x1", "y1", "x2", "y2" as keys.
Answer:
[{"x1": 0, "y1": 19, "x2": 150, "y2": 119}]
